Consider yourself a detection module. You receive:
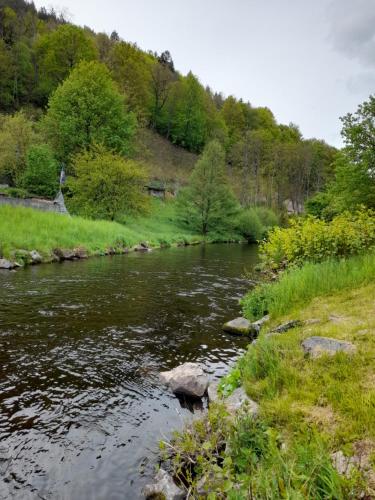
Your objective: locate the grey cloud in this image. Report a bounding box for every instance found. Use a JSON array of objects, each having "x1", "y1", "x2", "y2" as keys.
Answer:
[
  {"x1": 327, "y1": 0, "x2": 375, "y2": 66},
  {"x1": 347, "y1": 71, "x2": 375, "y2": 94}
]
